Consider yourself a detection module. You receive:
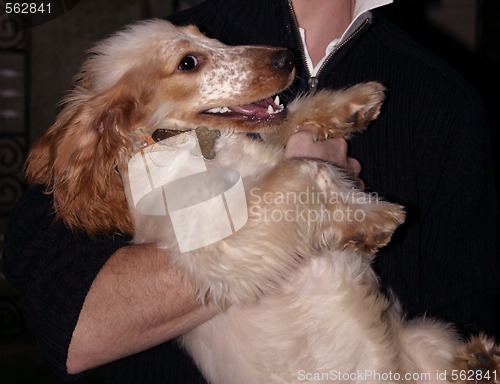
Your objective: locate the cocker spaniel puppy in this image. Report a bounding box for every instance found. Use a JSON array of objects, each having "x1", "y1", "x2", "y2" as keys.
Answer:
[{"x1": 25, "y1": 19, "x2": 499, "y2": 384}]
